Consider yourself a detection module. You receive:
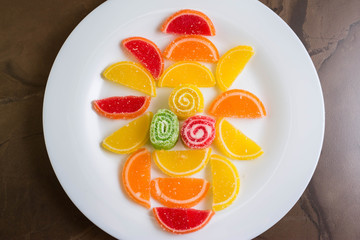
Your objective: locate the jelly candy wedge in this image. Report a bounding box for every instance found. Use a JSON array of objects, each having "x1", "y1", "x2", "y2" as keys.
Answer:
[
  {"x1": 216, "y1": 46, "x2": 254, "y2": 91},
  {"x1": 150, "y1": 109, "x2": 179, "y2": 150},
  {"x1": 181, "y1": 115, "x2": 215, "y2": 149},
  {"x1": 158, "y1": 61, "x2": 215, "y2": 88},
  {"x1": 93, "y1": 96, "x2": 150, "y2": 119},
  {"x1": 102, "y1": 112, "x2": 153, "y2": 154},
  {"x1": 168, "y1": 84, "x2": 204, "y2": 119},
  {"x1": 153, "y1": 148, "x2": 211, "y2": 177},
  {"x1": 161, "y1": 9, "x2": 216, "y2": 36},
  {"x1": 151, "y1": 178, "x2": 209, "y2": 208},
  {"x1": 210, "y1": 154, "x2": 240, "y2": 211},
  {"x1": 215, "y1": 118, "x2": 263, "y2": 160},
  {"x1": 208, "y1": 89, "x2": 266, "y2": 118},
  {"x1": 153, "y1": 207, "x2": 215, "y2": 234},
  {"x1": 122, "y1": 148, "x2": 151, "y2": 208},
  {"x1": 103, "y1": 61, "x2": 156, "y2": 97},
  {"x1": 122, "y1": 37, "x2": 164, "y2": 79},
  {"x1": 163, "y1": 35, "x2": 219, "y2": 62}
]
